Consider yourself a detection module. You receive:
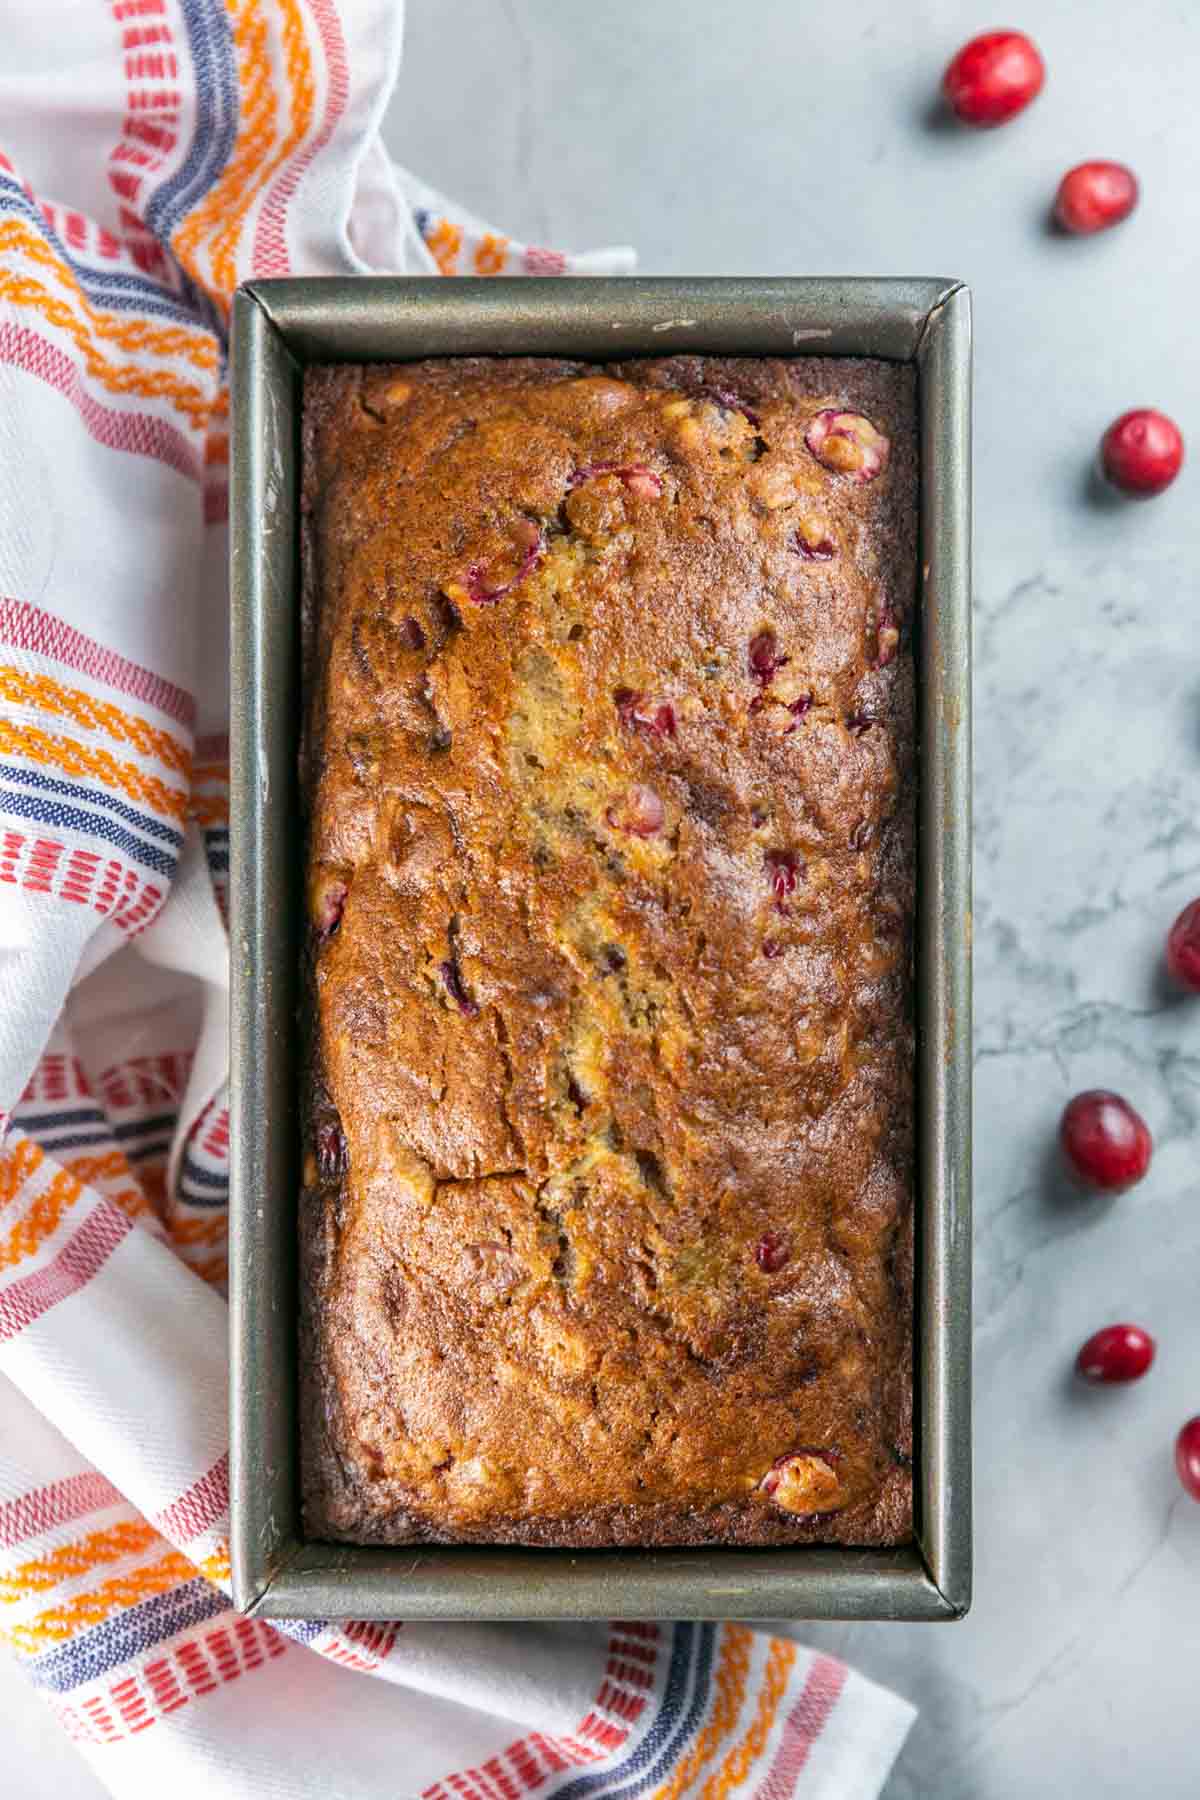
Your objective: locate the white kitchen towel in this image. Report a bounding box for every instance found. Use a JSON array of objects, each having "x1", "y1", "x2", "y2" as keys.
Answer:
[{"x1": 0, "y1": 3, "x2": 916, "y2": 1794}]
